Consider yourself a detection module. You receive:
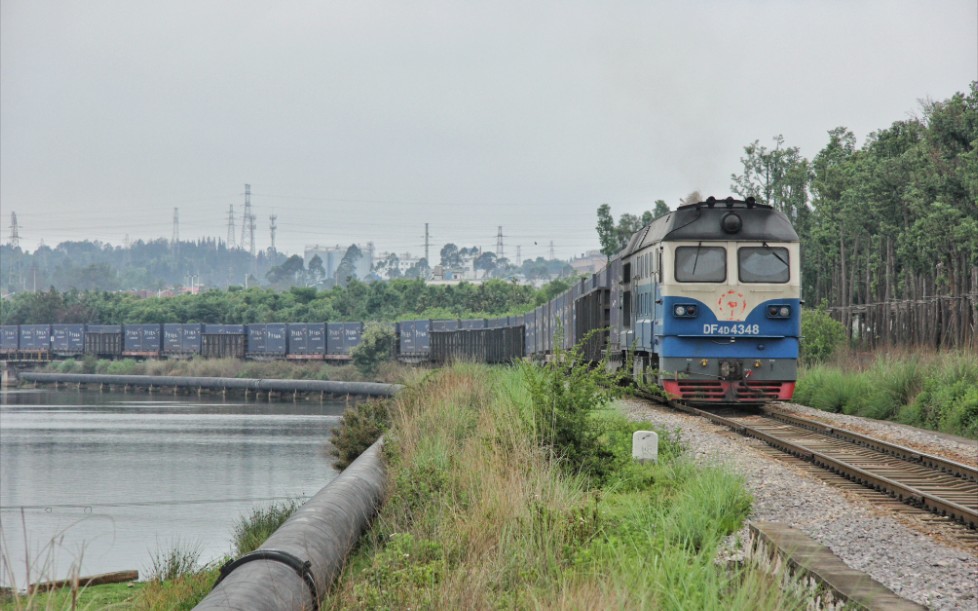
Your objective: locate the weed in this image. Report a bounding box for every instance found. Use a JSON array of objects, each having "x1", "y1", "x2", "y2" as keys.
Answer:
[
  {"x1": 328, "y1": 399, "x2": 391, "y2": 470},
  {"x1": 145, "y1": 541, "x2": 202, "y2": 584},
  {"x1": 231, "y1": 498, "x2": 303, "y2": 556}
]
